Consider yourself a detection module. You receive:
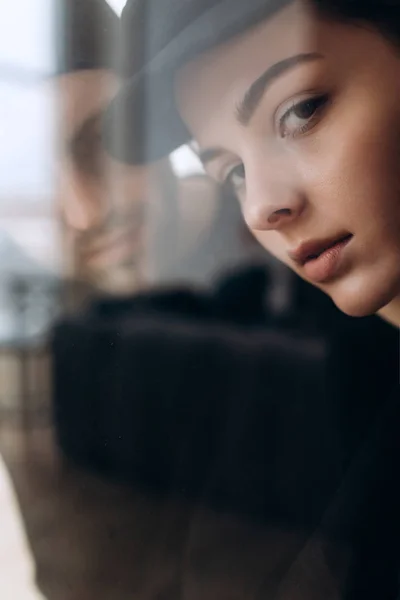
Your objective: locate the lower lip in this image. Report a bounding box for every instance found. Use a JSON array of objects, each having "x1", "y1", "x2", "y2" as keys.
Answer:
[{"x1": 303, "y1": 236, "x2": 353, "y2": 283}]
